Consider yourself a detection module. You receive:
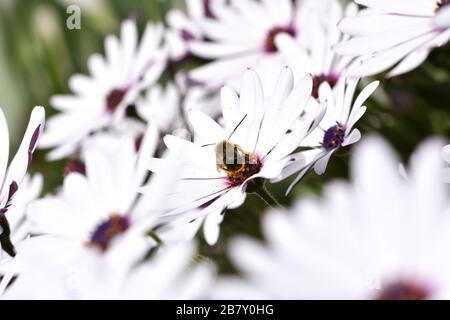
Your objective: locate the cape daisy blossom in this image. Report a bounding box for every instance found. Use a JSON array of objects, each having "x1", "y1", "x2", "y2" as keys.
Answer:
[
  {"x1": 27, "y1": 131, "x2": 173, "y2": 256},
  {"x1": 214, "y1": 137, "x2": 450, "y2": 299},
  {"x1": 0, "y1": 106, "x2": 45, "y2": 256},
  {"x1": 187, "y1": 0, "x2": 319, "y2": 92},
  {"x1": 0, "y1": 129, "x2": 184, "y2": 296},
  {"x1": 40, "y1": 19, "x2": 167, "y2": 160},
  {"x1": 334, "y1": 0, "x2": 450, "y2": 77},
  {"x1": 145, "y1": 68, "x2": 326, "y2": 245},
  {"x1": 276, "y1": 78, "x2": 379, "y2": 193}
]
